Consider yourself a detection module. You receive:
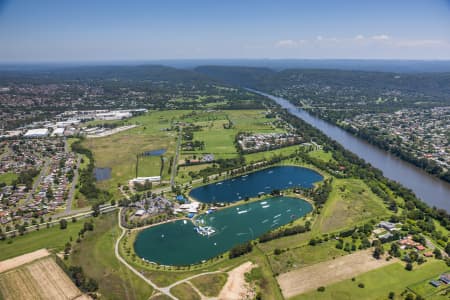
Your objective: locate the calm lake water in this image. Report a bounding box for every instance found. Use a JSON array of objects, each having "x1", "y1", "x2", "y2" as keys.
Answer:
[
  {"x1": 189, "y1": 166, "x2": 323, "y2": 203},
  {"x1": 143, "y1": 148, "x2": 167, "y2": 156},
  {"x1": 93, "y1": 167, "x2": 111, "y2": 181},
  {"x1": 134, "y1": 196, "x2": 312, "y2": 265},
  {"x1": 251, "y1": 90, "x2": 450, "y2": 211}
]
